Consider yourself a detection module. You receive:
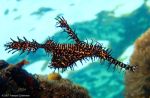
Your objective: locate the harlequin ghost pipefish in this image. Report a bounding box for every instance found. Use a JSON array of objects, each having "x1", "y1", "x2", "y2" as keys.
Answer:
[{"x1": 4, "y1": 16, "x2": 137, "y2": 72}]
